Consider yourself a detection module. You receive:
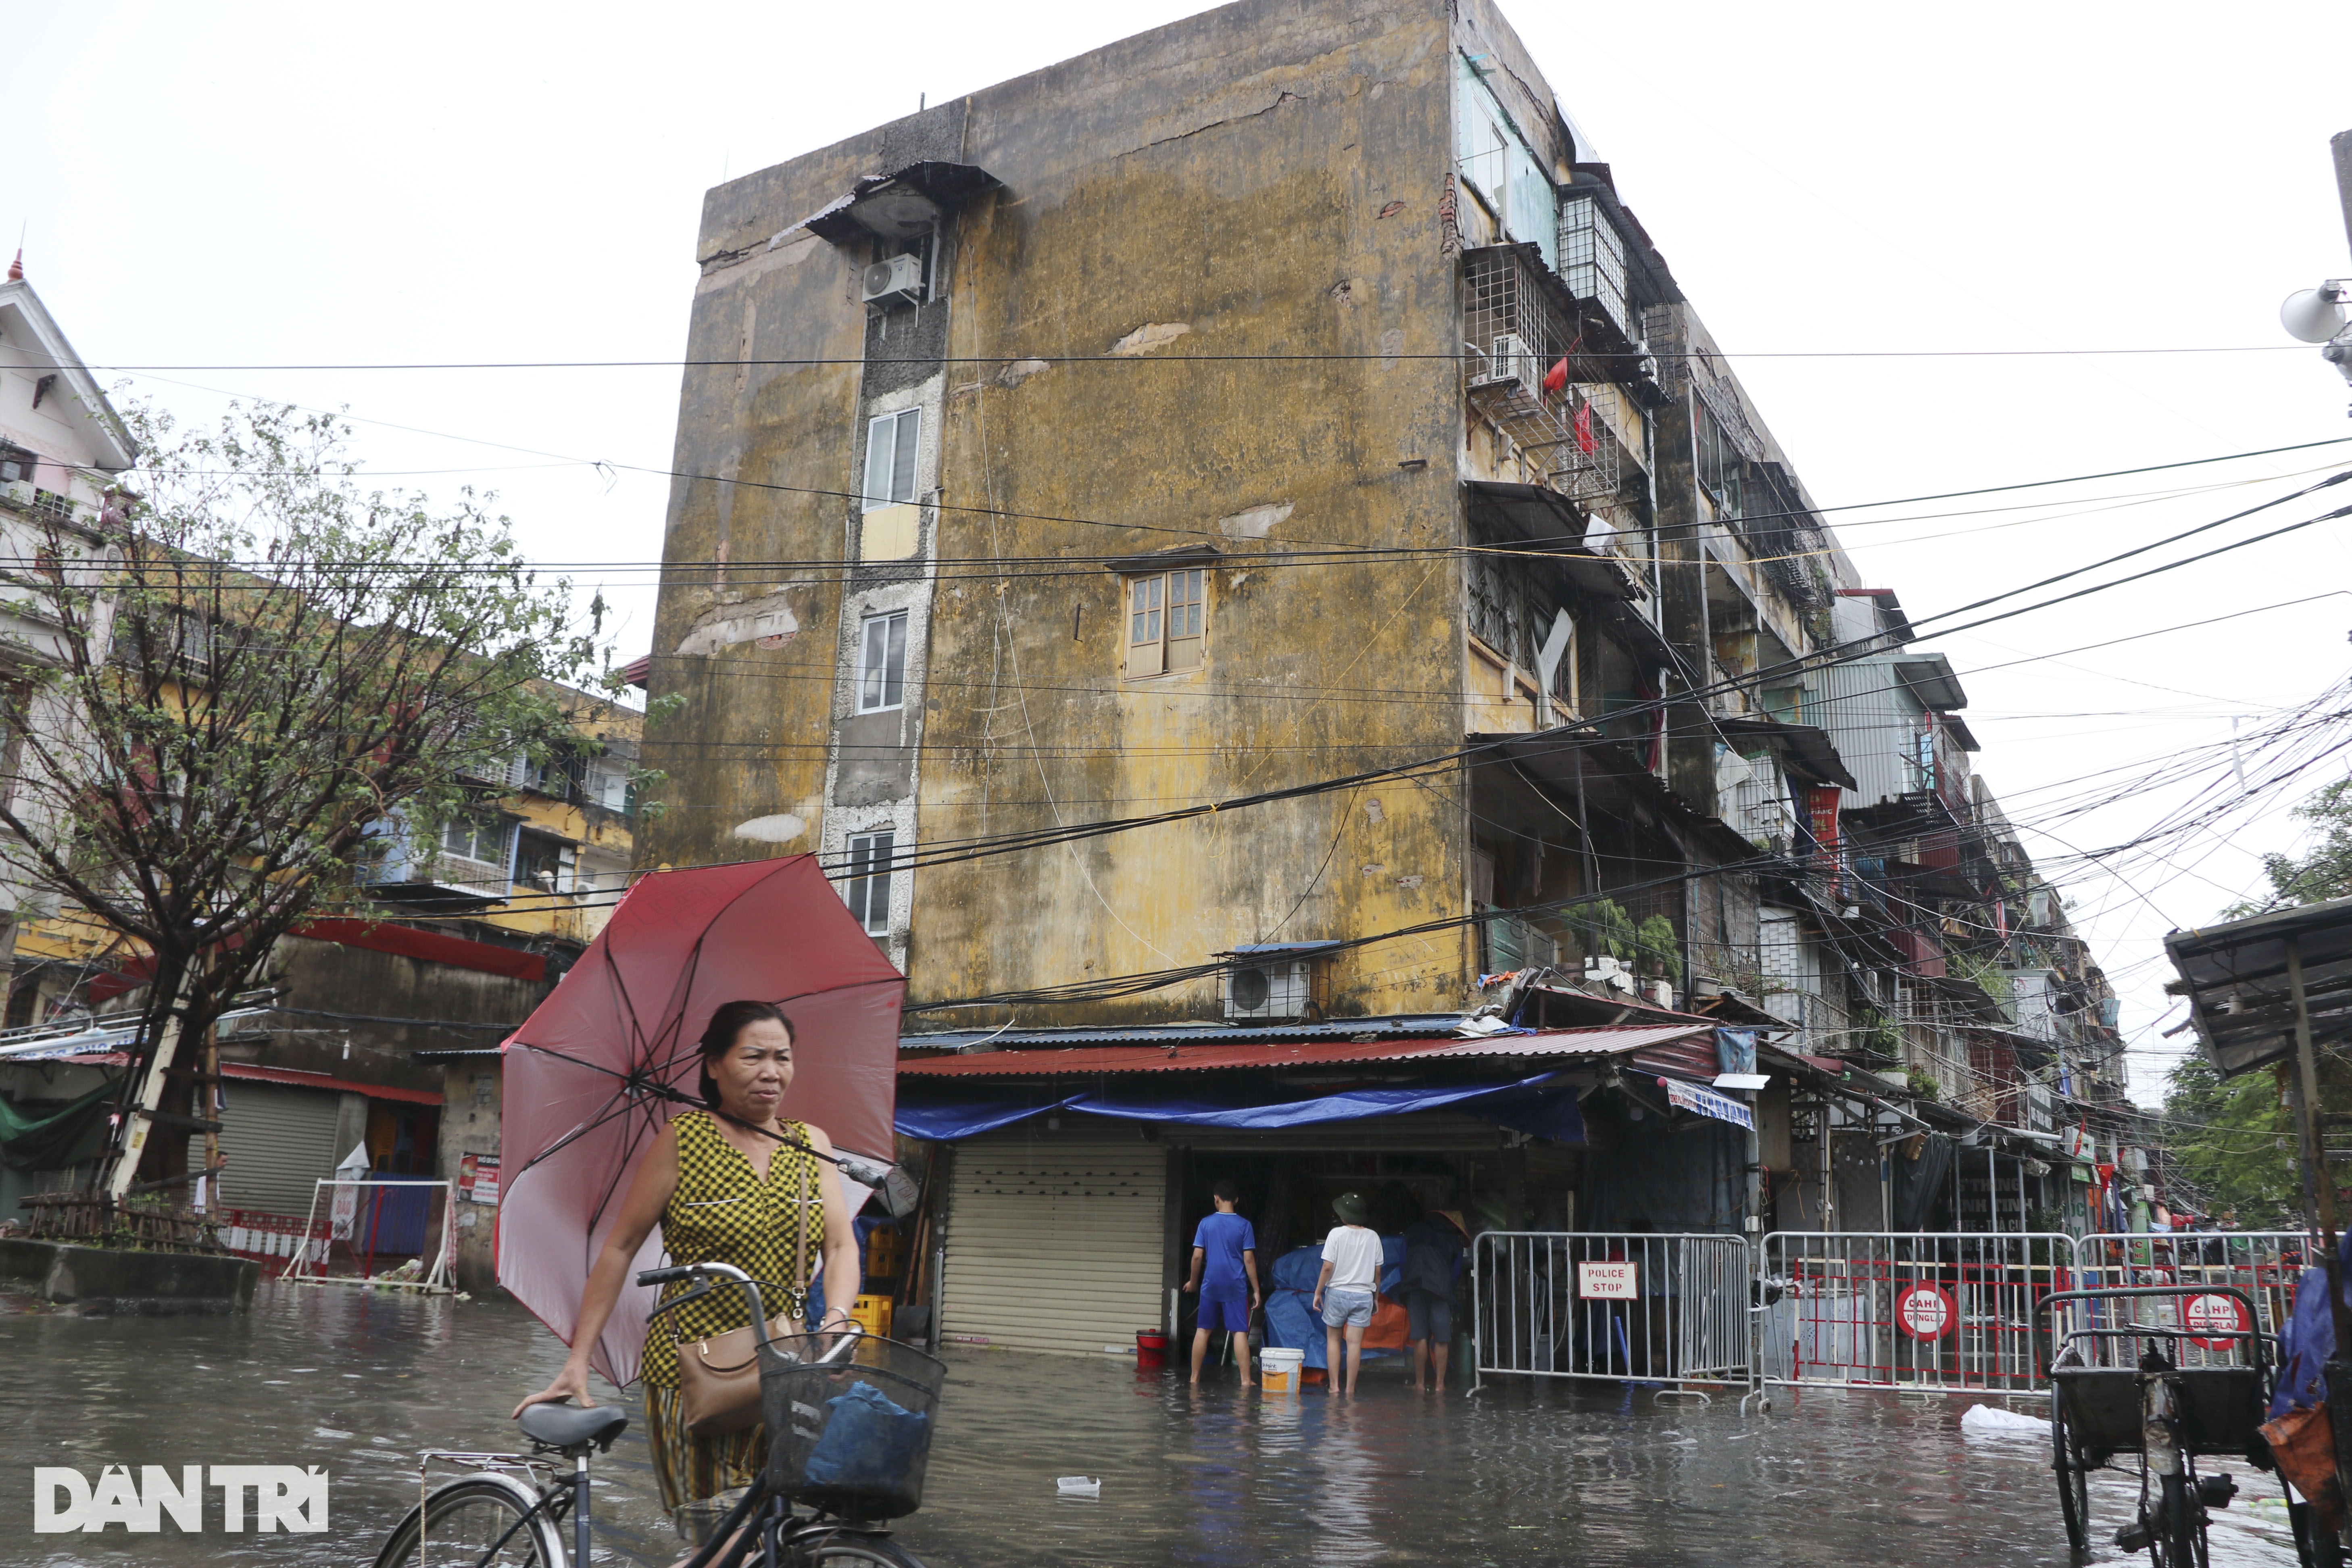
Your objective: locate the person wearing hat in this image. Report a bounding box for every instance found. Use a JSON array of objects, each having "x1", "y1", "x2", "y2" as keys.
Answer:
[
  {"x1": 1399, "y1": 1207, "x2": 1470, "y2": 1393},
  {"x1": 1311, "y1": 1191, "x2": 1382, "y2": 1397}
]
